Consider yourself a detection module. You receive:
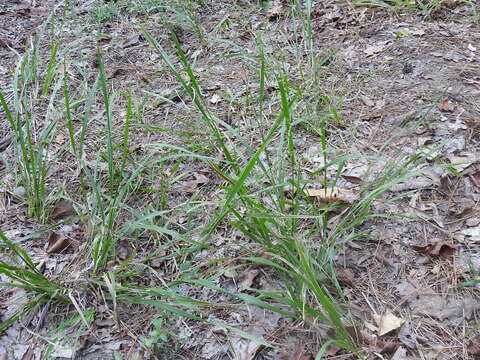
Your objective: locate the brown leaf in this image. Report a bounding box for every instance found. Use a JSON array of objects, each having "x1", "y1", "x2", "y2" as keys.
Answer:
[
  {"x1": 469, "y1": 170, "x2": 480, "y2": 188},
  {"x1": 122, "y1": 34, "x2": 142, "y2": 48},
  {"x1": 109, "y1": 68, "x2": 129, "y2": 79},
  {"x1": 380, "y1": 340, "x2": 399, "y2": 353},
  {"x1": 411, "y1": 242, "x2": 456, "y2": 260},
  {"x1": 437, "y1": 97, "x2": 455, "y2": 112},
  {"x1": 239, "y1": 269, "x2": 259, "y2": 291},
  {"x1": 184, "y1": 172, "x2": 210, "y2": 193},
  {"x1": 360, "y1": 96, "x2": 375, "y2": 107},
  {"x1": 117, "y1": 240, "x2": 133, "y2": 261},
  {"x1": 47, "y1": 231, "x2": 71, "y2": 254},
  {"x1": 21, "y1": 346, "x2": 34, "y2": 360},
  {"x1": 363, "y1": 41, "x2": 390, "y2": 56},
  {"x1": 341, "y1": 175, "x2": 363, "y2": 184},
  {"x1": 468, "y1": 335, "x2": 480, "y2": 356},
  {"x1": 51, "y1": 199, "x2": 76, "y2": 221},
  {"x1": 305, "y1": 187, "x2": 359, "y2": 204},
  {"x1": 336, "y1": 268, "x2": 356, "y2": 287}
]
